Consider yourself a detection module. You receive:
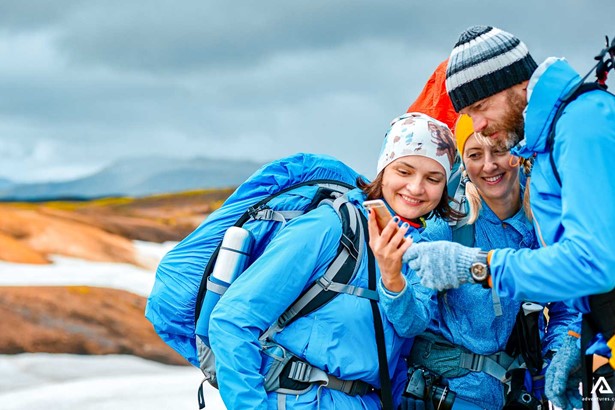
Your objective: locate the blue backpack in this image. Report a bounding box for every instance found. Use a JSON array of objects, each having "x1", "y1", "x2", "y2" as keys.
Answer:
[{"x1": 145, "y1": 153, "x2": 365, "y2": 370}]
